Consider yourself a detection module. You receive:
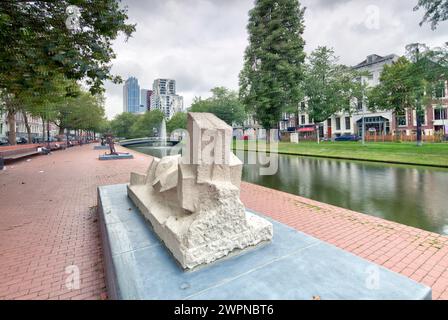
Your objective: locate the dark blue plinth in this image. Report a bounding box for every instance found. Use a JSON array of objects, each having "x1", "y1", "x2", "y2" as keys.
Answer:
[
  {"x1": 97, "y1": 184, "x2": 431, "y2": 300},
  {"x1": 94, "y1": 145, "x2": 110, "y2": 150},
  {"x1": 99, "y1": 153, "x2": 133, "y2": 160}
]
